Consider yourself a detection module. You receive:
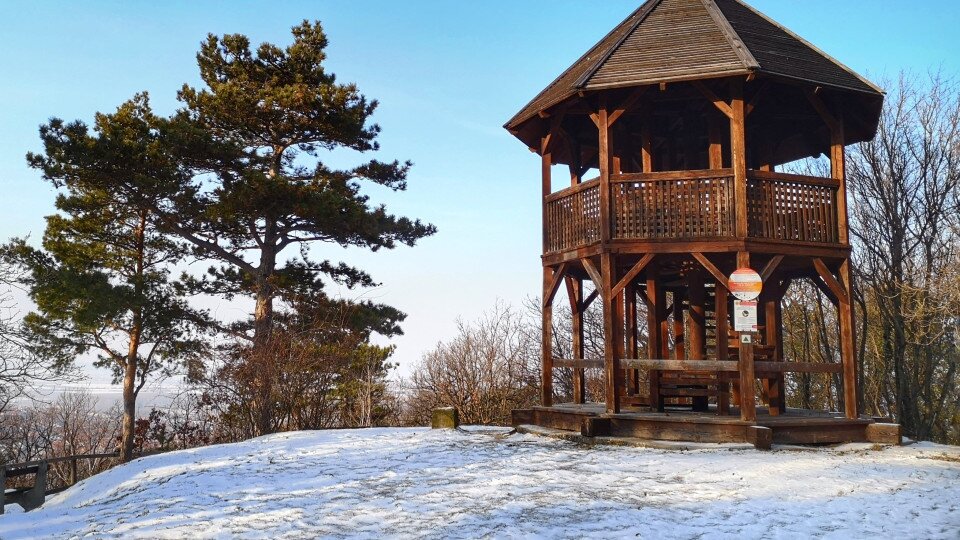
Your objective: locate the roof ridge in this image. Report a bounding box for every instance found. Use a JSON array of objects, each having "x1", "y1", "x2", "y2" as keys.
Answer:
[
  {"x1": 728, "y1": 0, "x2": 883, "y2": 94},
  {"x1": 699, "y1": 0, "x2": 759, "y2": 70},
  {"x1": 572, "y1": 0, "x2": 664, "y2": 89},
  {"x1": 502, "y1": 0, "x2": 659, "y2": 129}
]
